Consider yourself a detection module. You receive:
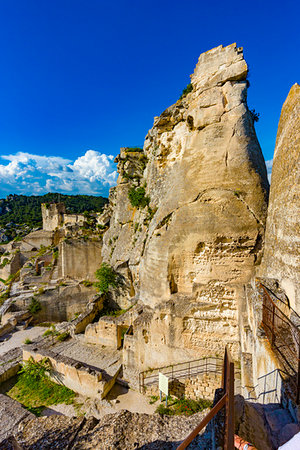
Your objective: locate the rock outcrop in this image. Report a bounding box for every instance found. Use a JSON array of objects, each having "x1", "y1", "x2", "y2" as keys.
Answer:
[
  {"x1": 0, "y1": 394, "x2": 34, "y2": 443},
  {"x1": 102, "y1": 43, "x2": 269, "y2": 363},
  {"x1": 260, "y1": 83, "x2": 300, "y2": 312},
  {"x1": 2, "y1": 409, "x2": 210, "y2": 449}
]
